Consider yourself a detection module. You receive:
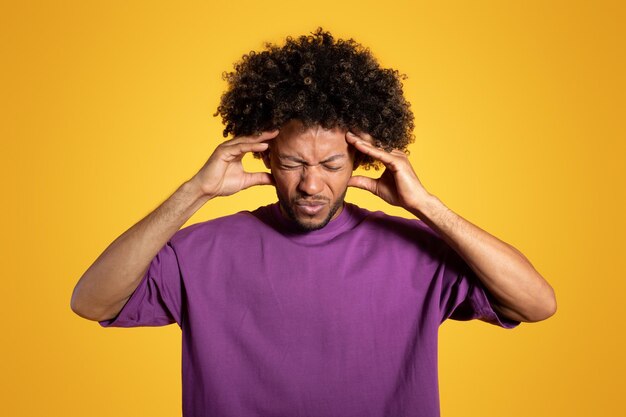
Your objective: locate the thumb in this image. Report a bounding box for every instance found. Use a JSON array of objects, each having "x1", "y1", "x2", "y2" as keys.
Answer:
[
  {"x1": 348, "y1": 175, "x2": 378, "y2": 194},
  {"x1": 243, "y1": 172, "x2": 275, "y2": 190}
]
